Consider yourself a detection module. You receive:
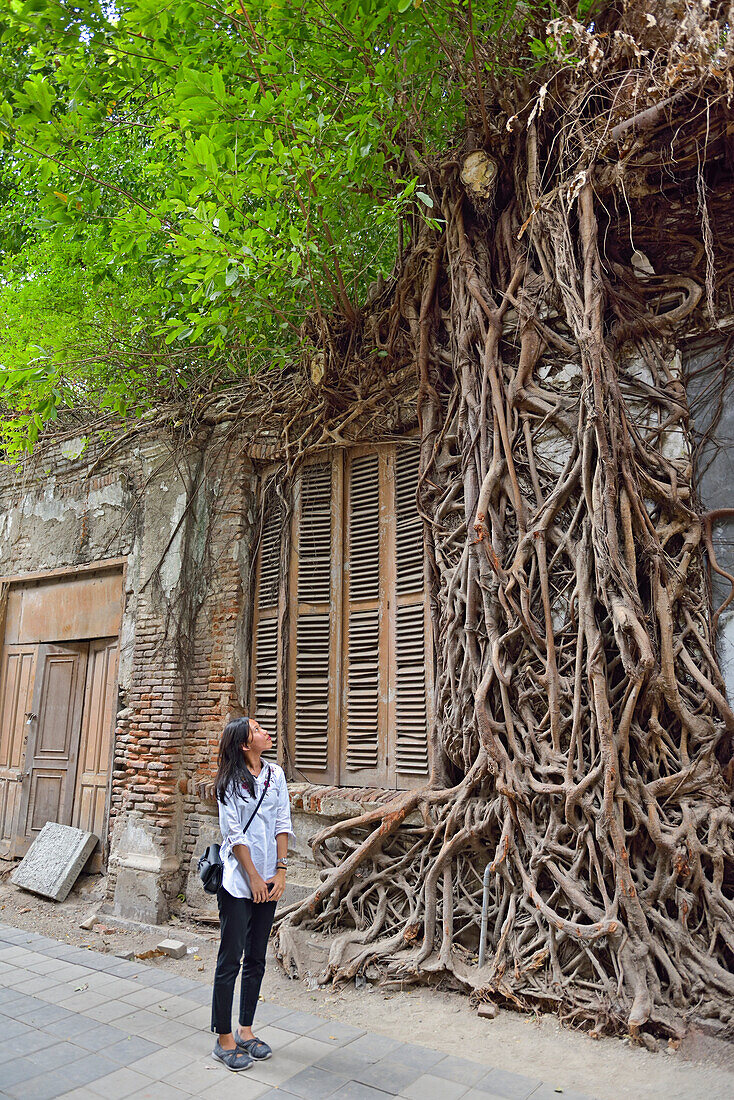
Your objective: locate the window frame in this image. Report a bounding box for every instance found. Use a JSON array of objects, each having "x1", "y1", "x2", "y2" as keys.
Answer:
[{"x1": 250, "y1": 443, "x2": 433, "y2": 790}]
